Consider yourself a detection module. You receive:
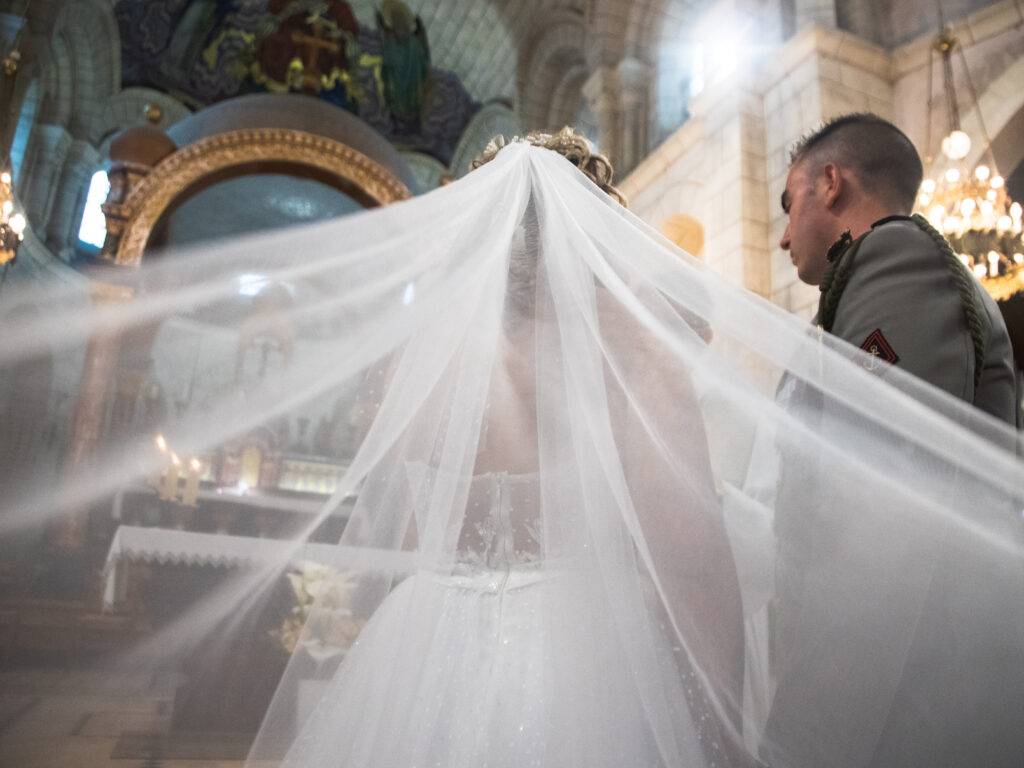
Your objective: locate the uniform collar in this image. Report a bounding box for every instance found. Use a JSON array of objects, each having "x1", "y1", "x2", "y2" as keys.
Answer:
[{"x1": 871, "y1": 214, "x2": 914, "y2": 229}]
